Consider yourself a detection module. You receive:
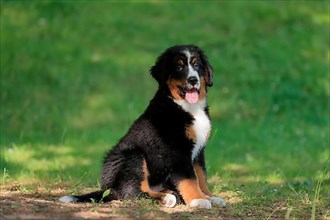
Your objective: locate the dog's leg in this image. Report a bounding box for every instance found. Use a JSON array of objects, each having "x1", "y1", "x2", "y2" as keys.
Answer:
[
  {"x1": 194, "y1": 152, "x2": 226, "y2": 207},
  {"x1": 194, "y1": 164, "x2": 212, "y2": 197},
  {"x1": 177, "y1": 178, "x2": 212, "y2": 209},
  {"x1": 194, "y1": 164, "x2": 226, "y2": 207},
  {"x1": 140, "y1": 160, "x2": 176, "y2": 208},
  {"x1": 193, "y1": 151, "x2": 212, "y2": 197}
]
